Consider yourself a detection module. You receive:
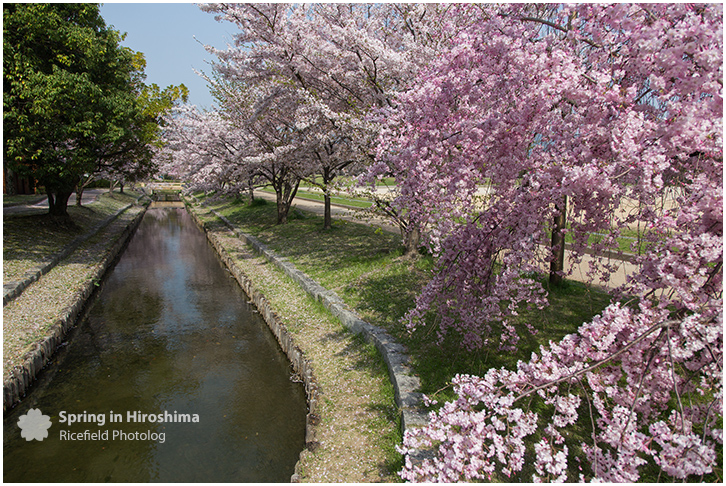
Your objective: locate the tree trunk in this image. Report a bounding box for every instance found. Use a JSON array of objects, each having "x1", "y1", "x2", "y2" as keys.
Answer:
[
  {"x1": 76, "y1": 174, "x2": 95, "y2": 206},
  {"x1": 323, "y1": 192, "x2": 332, "y2": 230},
  {"x1": 276, "y1": 196, "x2": 297, "y2": 224},
  {"x1": 549, "y1": 195, "x2": 568, "y2": 286},
  {"x1": 322, "y1": 166, "x2": 333, "y2": 230},
  {"x1": 4, "y1": 166, "x2": 16, "y2": 195},
  {"x1": 75, "y1": 185, "x2": 85, "y2": 206},
  {"x1": 403, "y1": 226, "x2": 421, "y2": 256},
  {"x1": 246, "y1": 180, "x2": 255, "y2": 205},
  {"x1": 48, "y1": 190, "x2": 72, "y2": 217},
  {"x1": 275, "y1": 180, "x2": 300, "y2": 224},
  {"x1": 276, "y1": 196, "x2": 289, "y2": 224}
]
